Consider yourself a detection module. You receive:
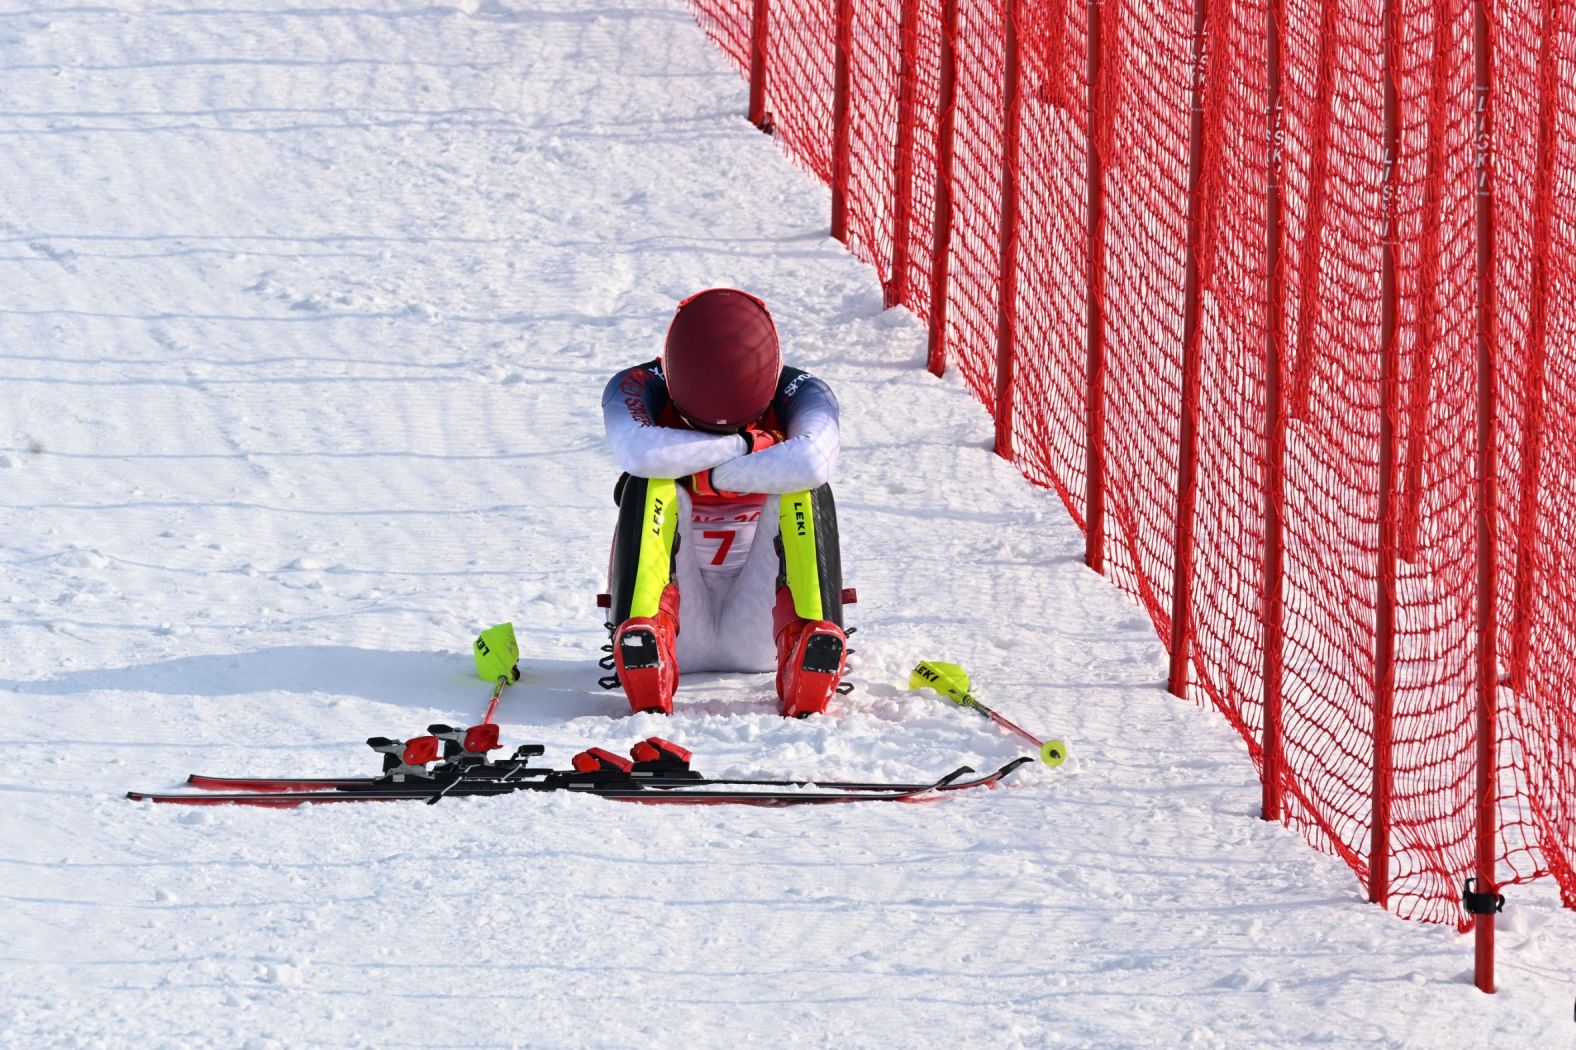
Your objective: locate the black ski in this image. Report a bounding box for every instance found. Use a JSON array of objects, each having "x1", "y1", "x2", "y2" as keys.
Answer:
[
  {"x1": 184, "y1": 764, "x2": 1010, "y2": 795},
  {"x1": 130, "y1": 724, "x2": 1035, "y2": 809},
  {"x1": 129, "y1": 759, "x2": 1030, "y2": 808},
  {"x1": 128, "y1": 765, "x2": 985, "y2": 808}
]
